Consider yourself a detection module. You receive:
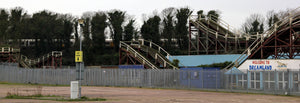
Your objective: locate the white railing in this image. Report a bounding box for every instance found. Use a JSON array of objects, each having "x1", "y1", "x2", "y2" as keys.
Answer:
[
  {"x1": 190, "y1": 16, "x2": 248, "y2": 40},
  {"x1": 189, "y1": 14, "x2": 245, "y2": 39},
  {"x1": 0, "y1": 47, "x2": 62, "y2": 68},
  {"x1": 20, "y1": 51, "x2": 62, "y2": 68},
  {"x1": 0, "y1": 47, "x2": 20, "y2": 53},
  {"x1": 120, "y1": 41, "x2": 159, "y2": 69},
  {"x1": 136, "y1": 40, "x2": 180, "y2": 69}
]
